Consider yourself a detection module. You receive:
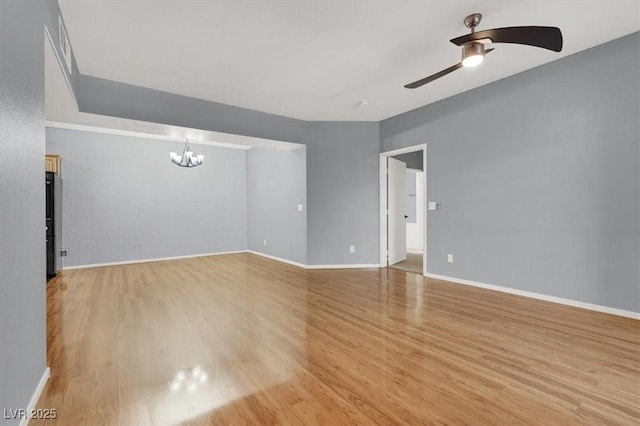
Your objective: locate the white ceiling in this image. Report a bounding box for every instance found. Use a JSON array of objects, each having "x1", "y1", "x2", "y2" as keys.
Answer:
[{"x1": 58, "y1": 0, "x2": 639, "y2": 121}]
